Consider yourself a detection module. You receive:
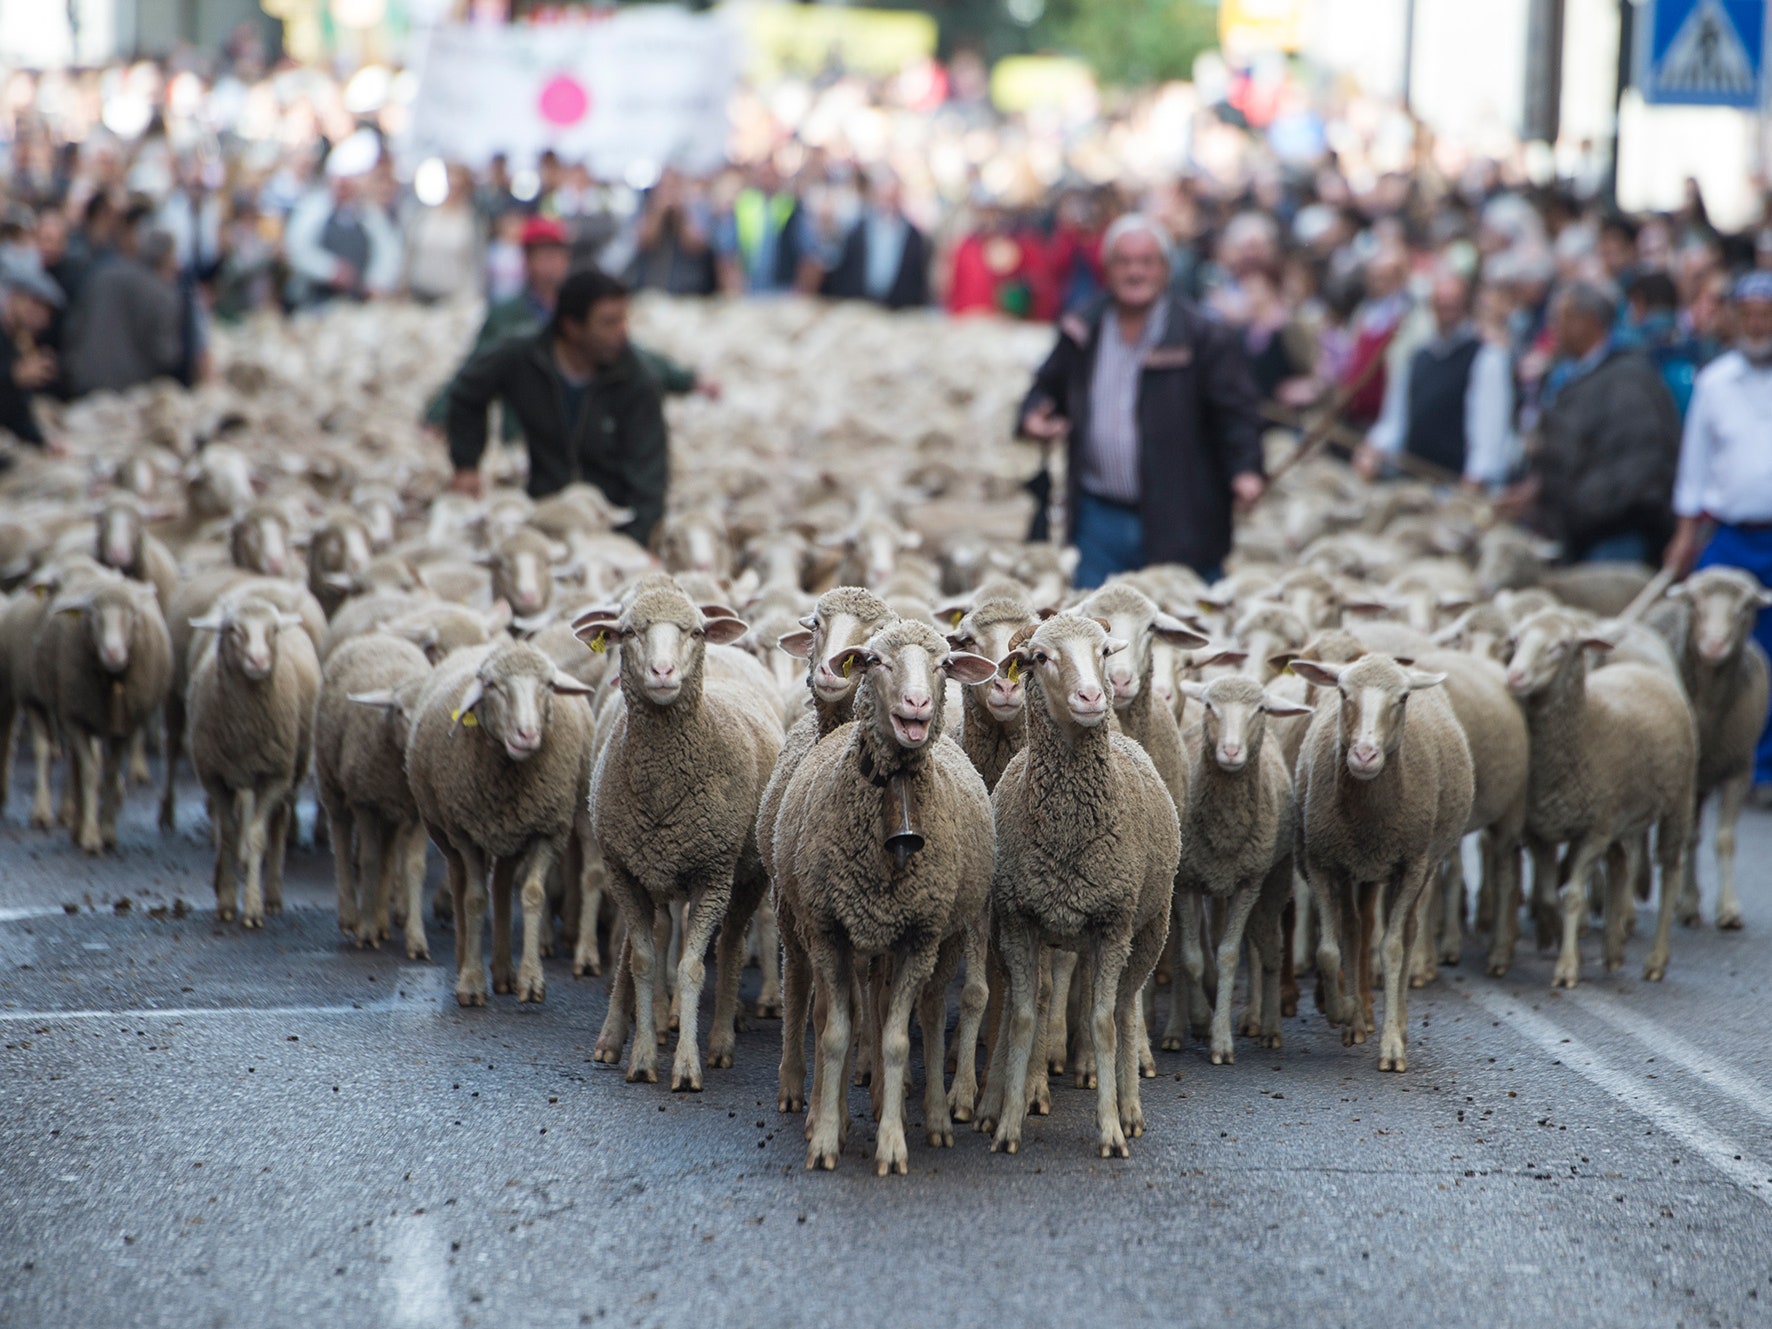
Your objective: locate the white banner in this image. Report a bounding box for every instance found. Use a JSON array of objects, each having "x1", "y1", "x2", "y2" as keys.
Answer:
[{"x1": 405, "y1": 10, "x2": 738, "y2": 177}]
